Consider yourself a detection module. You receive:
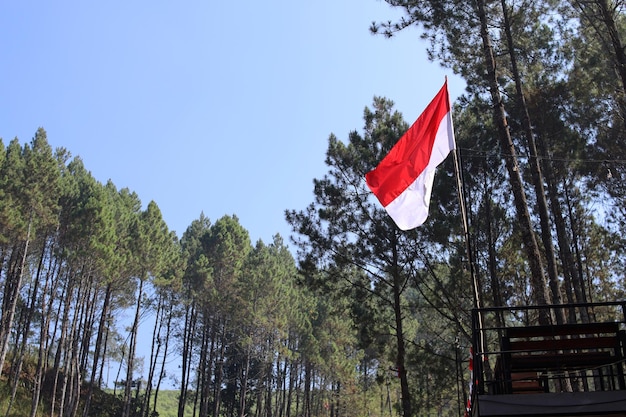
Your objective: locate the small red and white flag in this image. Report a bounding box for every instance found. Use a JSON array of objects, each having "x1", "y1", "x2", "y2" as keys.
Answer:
[{"x1": 365, "y1": 80, "x2": 456, "y2": 230}]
